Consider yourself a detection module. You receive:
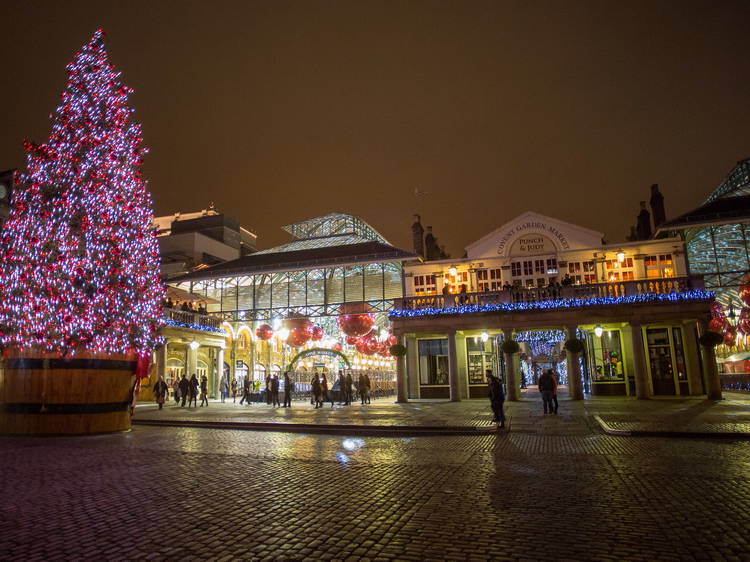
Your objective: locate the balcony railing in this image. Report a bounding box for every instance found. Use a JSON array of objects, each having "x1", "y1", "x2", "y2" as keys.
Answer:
[
  {"x1": 164, "y1": 308, "x2": 223, "y2": 332},
  {"x1": 394, "y1": 276, "x2": 705, "y2": 312}
]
